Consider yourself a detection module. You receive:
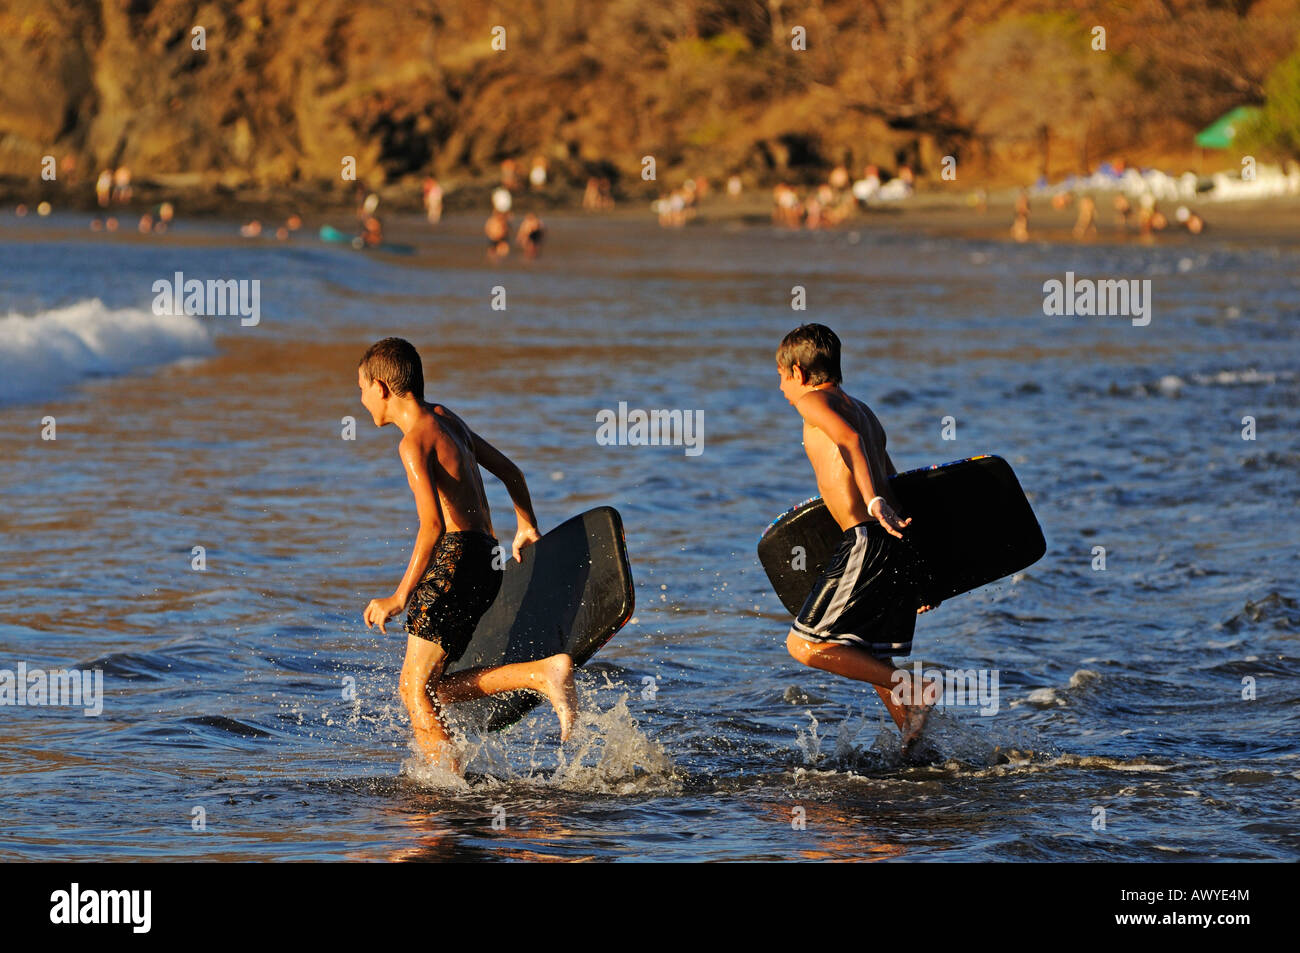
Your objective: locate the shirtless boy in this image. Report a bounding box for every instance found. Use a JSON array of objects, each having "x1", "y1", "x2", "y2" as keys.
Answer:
[
  {"x1": 776, "y1": 324, "x2": 941, "y2": 755},
  {"x1": 357, "y1": 337, "x2": 577, "y2": 774}
]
